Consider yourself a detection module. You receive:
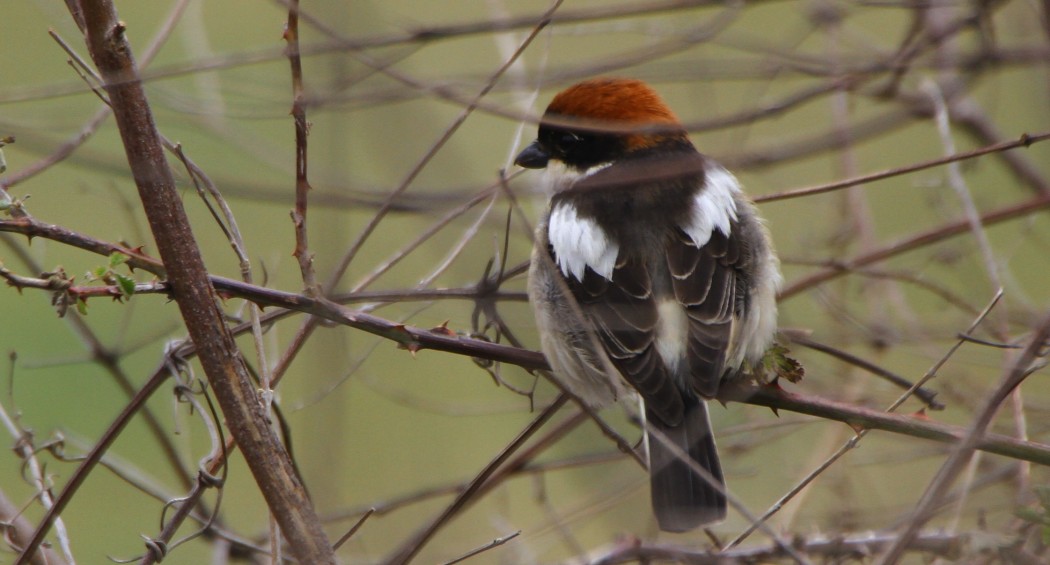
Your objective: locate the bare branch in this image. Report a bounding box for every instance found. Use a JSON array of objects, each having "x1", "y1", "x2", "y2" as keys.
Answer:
[
  {"x1": 14, "y1": 3, "x2": 334, "y2": 564},
  {"x1": 878, "y1": 310, "x2": 1050, "y2": 563}
]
